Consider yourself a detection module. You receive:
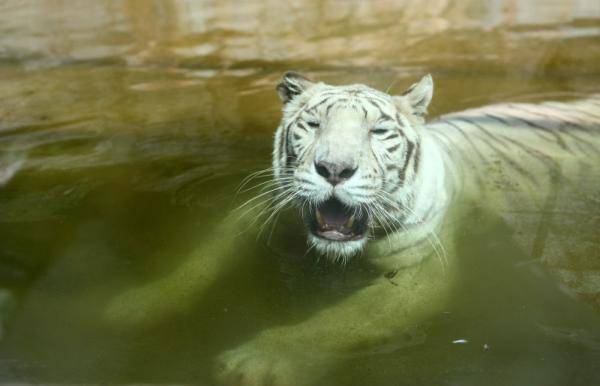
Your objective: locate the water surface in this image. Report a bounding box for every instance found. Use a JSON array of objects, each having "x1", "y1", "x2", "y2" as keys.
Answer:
[{"x1": 1, "y1": 1, "x2": 599, "y2": 385}]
